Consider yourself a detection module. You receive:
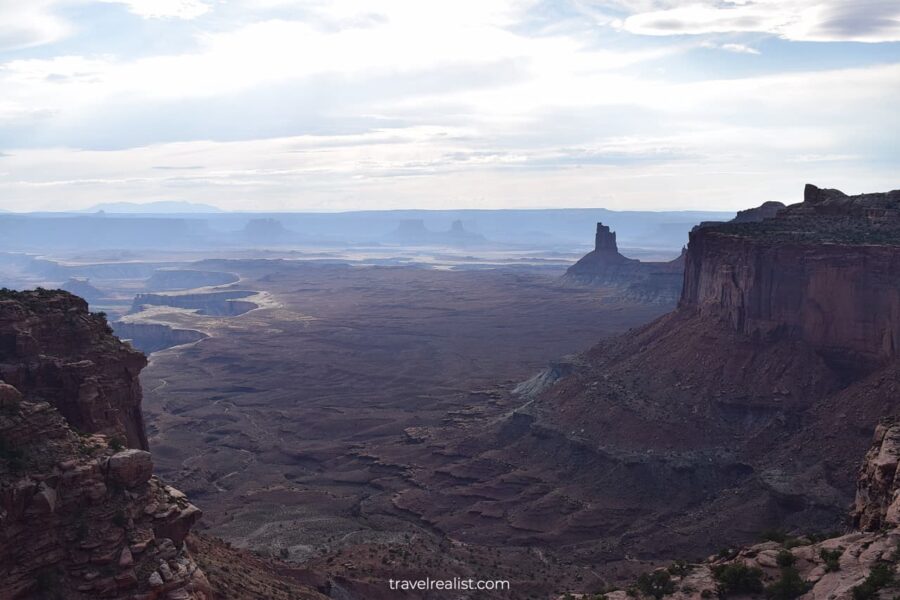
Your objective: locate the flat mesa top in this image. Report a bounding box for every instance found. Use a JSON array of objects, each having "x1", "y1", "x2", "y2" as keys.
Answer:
[{"x1": 703, "y1": 186, "x2": 900, "y2": 246}]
